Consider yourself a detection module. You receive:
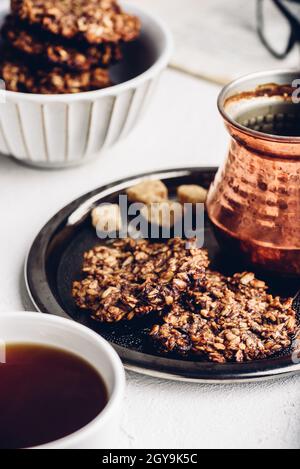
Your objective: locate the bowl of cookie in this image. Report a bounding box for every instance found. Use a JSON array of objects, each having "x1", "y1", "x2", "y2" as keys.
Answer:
[{"x1": 0, "y1": 0, "x2": 172, "y2": 168}]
